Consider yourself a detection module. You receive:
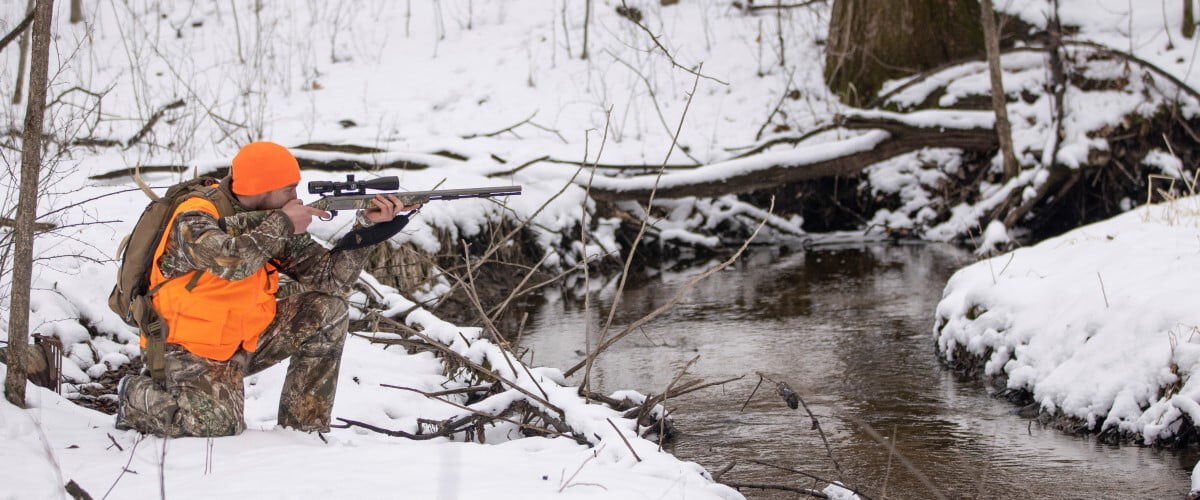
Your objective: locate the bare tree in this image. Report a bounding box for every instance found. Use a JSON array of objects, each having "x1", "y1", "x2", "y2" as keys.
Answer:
[
  {"x1": 581, "y1": 0, "x2": 591, "y2": 60},
  {"x1": 70, "y1": 0, "x2": 83, "y2": 23},
  {"x1": 12, "y1": 0, "x2": 34, "y2": 104},
  {"x1": 1186, "y1": 0, "x2": 1195, "y2": 39},
  {"x1": 5, "y1": 0, "x2": 54, "y2": 408},
  {"x1": 825, "y1": 0, "x2": 983, "y2": 106},
  {"x1": 980, "y1": 0, "x2": 1018, "y2": 180}
]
